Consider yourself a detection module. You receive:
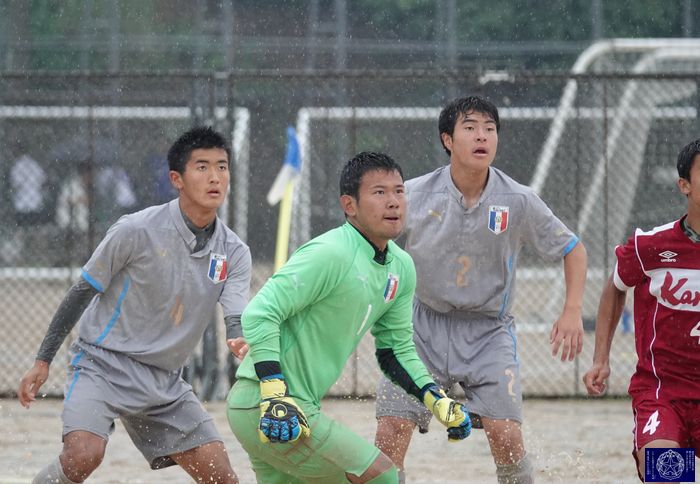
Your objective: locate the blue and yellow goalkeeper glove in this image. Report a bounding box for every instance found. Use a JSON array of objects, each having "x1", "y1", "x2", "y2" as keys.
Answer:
[
  {"x1": 421, "y1": 384, "x2": 472, "y2": 441},
  {"x1": 258, "y1": 375, "x2": 311, "y2": 443}
]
